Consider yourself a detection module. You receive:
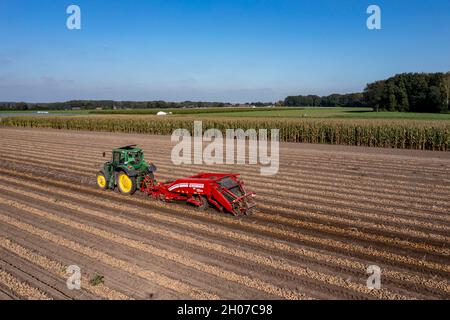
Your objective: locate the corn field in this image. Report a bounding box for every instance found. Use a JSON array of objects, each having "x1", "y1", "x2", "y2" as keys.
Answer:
[{"x1": 1, "y1": 115, "x2": 450, "y2": 151}]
